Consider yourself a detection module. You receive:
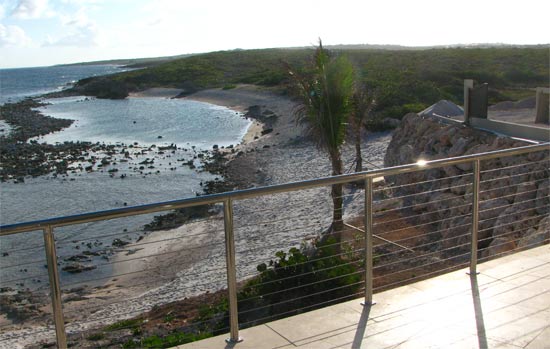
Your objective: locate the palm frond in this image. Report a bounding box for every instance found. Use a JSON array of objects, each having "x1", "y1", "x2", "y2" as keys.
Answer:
[{"x1": 286, "y1": 41, "x2": 354, "y2": 153}]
